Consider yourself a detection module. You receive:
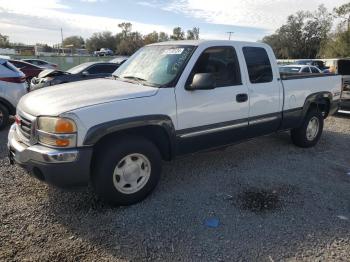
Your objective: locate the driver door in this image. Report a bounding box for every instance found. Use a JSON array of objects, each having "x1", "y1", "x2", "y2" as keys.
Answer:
[{"x1": 175, "y1": 45, "x2": 250, "y2": 154}]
